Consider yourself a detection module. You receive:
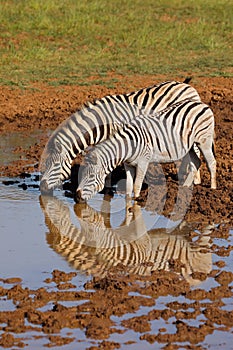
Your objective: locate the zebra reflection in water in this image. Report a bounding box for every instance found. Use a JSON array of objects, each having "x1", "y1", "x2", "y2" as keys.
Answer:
[{"x1": 40, "y1": 195, "x2": 213, "y2": 286}]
